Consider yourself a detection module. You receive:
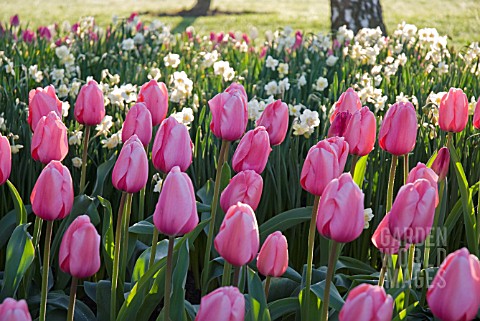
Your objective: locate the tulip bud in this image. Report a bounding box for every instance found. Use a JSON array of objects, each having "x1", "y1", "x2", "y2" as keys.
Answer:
[
  {"x1": 300, "y1": 136, "x2": 349, "y2": 196},
  {"x1": 74, "y1": 80, "x2": 105, "y2": 126},
  {"x1": 28, "y1": 85, "x2": 62, "y2": 131},
  {"x1": 137, "y1": 79, "x2": 169, "y2": 126},
  {"x1": 474, "y1": 99, "x2": 480, "y2": 129},
  {"x1": 407, "y1": 162, "x2": 439, "y2": 206},
  {"x1": 220, "y1": 170, "x2": 263, "y2": 213},
  {"x1": 316, "y1": 173, "x2": 364, "y2": 243},
  {"x1": 330, "y1": 88, "x2": 362, "y2": 123},
  {"x1": 371, "y1": 215, "x2": 408, "y2": 255},
  {"x1": 31, "y1": 111, "x2": 68, "y2": 164},
  {"x1": 0, "y1": 298, "x2": 32, "y2": 321},
  {"x1": 379, "y1": 101, "x2": 418, "y2": 156},
  {"x1": 195, "y1": 286, "x2": 245, "y2": 321},
  {"x1": 427, "y1": 248, "x2": 480, "y2": 321},
  {"x1": 152, "y1": 116, "x2": 193, "y2": 173},
  {"x1": 339, "y1": 284, "x2": 394, "y2": 321},
  {"x1": 256, "y1": 99, "x2": 289, "y2": 146},
  {"x1": 439, "y1": 88, "x2": 469, "y2": 133},
  {"x1": 112, "y1": 135, "x2": 148, "y2": 193},
  {"x1": 0, "y1": 133, "x2": 11, "y2": 185},
  {"x1": 59, "y1": 215, "x2": 101, "y2": 278},
  {"x1": 122, "y1": 102, "x2": 152, "y2": 147},
  {"x1": 431, "y1": 147, "x2": 450, "y2": 181},
  {"x1": 344, "y1": 107, "x2": 377, "y2": 156},
  {"x1": 214, "y1": 202, "x2": 259, "y2": 266},
  {"x1": 232, "y1": 127, "x2": 271, "y2": 174},
  {"x1": 31, "y1": 160, "x2": 74, "y2": 221},
  {"x1": 257, "y1": 231, "x2": 288, "y2": 277},
  {"x1": 328, "y1": 111, "x2": 352, "y2": 138},
  {"x1": 153, "y1": 166, "x2": 198, "y2": 236},
  {"x1": 388, "y1": 179, "x2": 436, "y2": 244}
]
